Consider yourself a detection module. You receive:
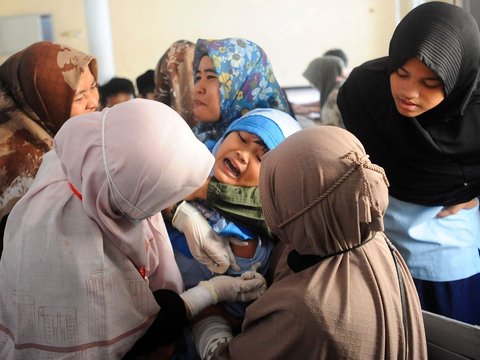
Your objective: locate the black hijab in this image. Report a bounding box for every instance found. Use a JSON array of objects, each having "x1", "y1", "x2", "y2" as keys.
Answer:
[{"x1": 338, "y1": 2, "x2": 480, "y2": 206}]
